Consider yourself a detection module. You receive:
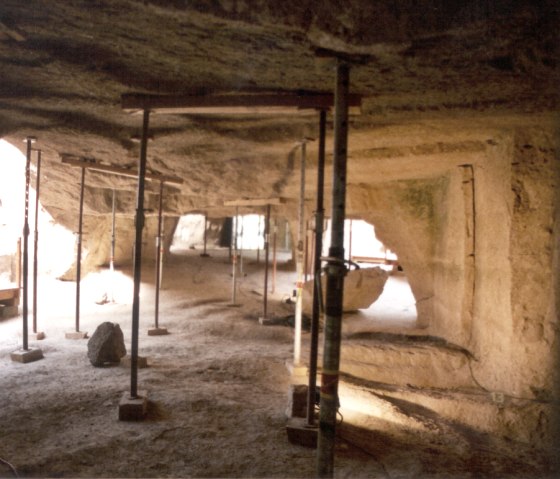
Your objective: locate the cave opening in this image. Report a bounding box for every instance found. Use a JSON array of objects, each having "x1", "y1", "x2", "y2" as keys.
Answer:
[{"x1": 0, "y1": 139, "x2": 75, "y2": 287}]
